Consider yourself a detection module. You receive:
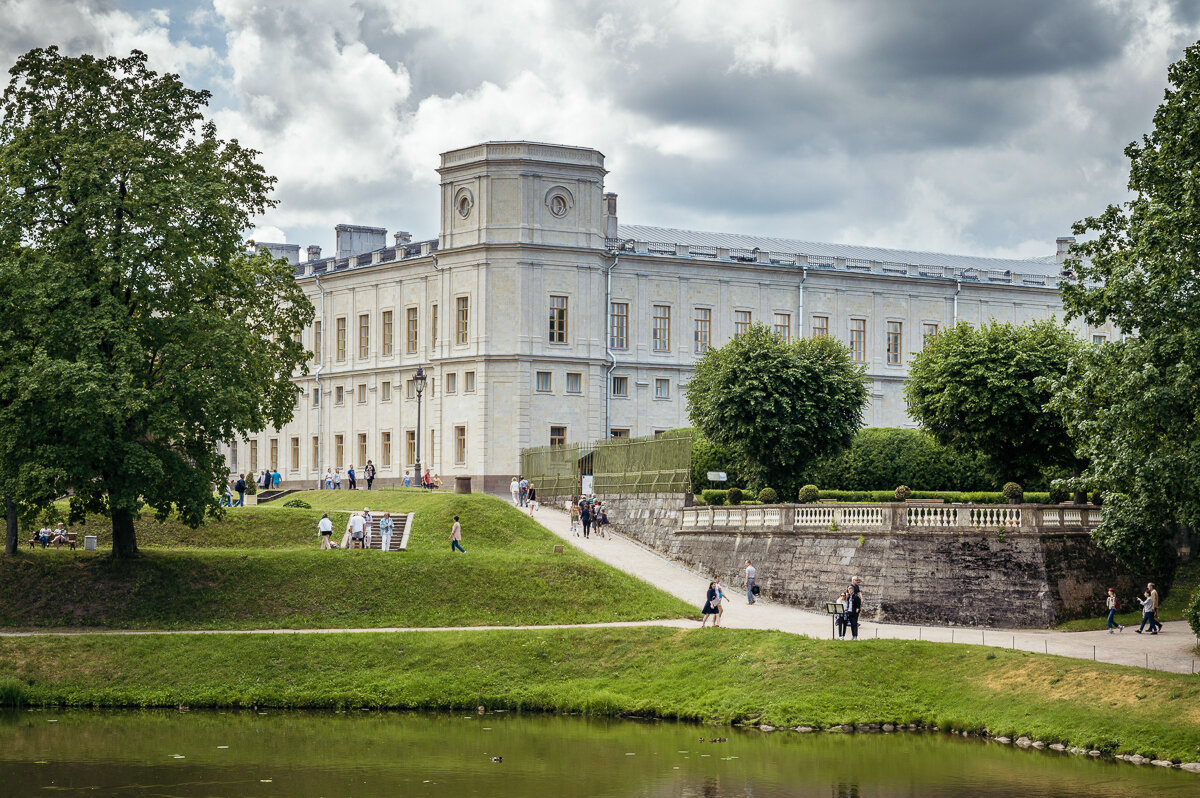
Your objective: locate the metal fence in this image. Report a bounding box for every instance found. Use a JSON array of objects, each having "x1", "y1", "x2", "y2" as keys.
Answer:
[{"x1": 521, "y1": 430, "x2": 693, "y2": 499}]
